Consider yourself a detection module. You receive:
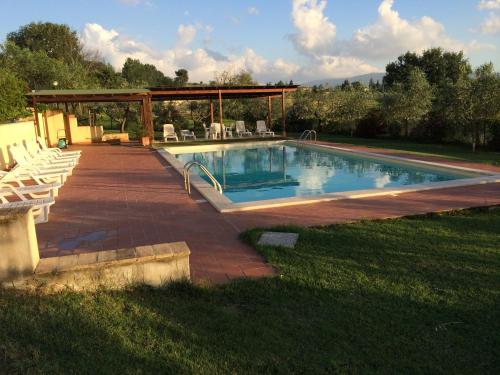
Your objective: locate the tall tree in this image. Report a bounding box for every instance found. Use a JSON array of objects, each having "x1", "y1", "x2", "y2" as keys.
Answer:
[
  {"x1": 0, "y1": 42, "x2": 96, "y2": 90},
  {"x1": 174, "y1": 69, "x2": 189, "y2": 86},
  {"x1": 121, "y1": 58, "x2": 173, "y2": 87},
  {"x1": 7, "y1": 22, "x2": 83, "y2": 65},
  {"x1": 384, "y1": 48, "x2": 471, "y2": 87},
  {"x1": 382, "y1": 67, "x2": 433, "y2": 137}
]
